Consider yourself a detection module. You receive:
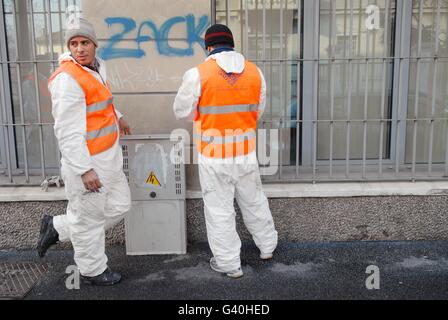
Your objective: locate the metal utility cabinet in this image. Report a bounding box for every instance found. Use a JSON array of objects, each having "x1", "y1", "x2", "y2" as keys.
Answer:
[{"x1": 121, "y1": 135, "x2": 186, "y2": 255}]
